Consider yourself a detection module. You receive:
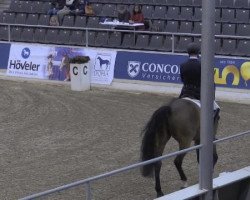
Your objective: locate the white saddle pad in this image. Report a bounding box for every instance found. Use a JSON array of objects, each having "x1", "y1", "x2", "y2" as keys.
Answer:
[
  {"x1": 182, "y1": 97, "x2": 220, "y2": 110},
  {"x1": 182, "y1": 97, "x2": 201, "y2": 108}
]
